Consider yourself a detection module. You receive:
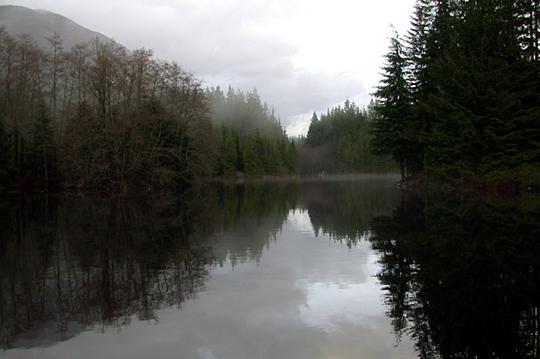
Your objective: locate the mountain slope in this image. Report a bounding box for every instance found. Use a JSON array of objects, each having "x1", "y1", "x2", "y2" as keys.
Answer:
[{"x1": 0, "y1": 5, "x2": 116, "y2": 49}]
